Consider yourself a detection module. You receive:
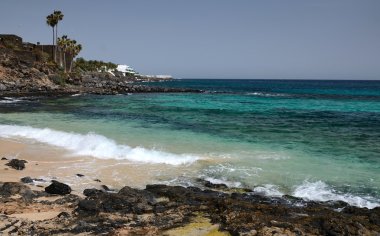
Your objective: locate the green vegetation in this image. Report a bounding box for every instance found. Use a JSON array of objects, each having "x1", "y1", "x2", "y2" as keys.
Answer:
[
  {"x1": 57, "y1": 35, "x2": 82, "y2": 72},
  {"x1": 75, "y1": 57, "x2": 117, "y2": 72},
  {"x1": 44, "y1": 10, "x2": 119, "y2": 77}
]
